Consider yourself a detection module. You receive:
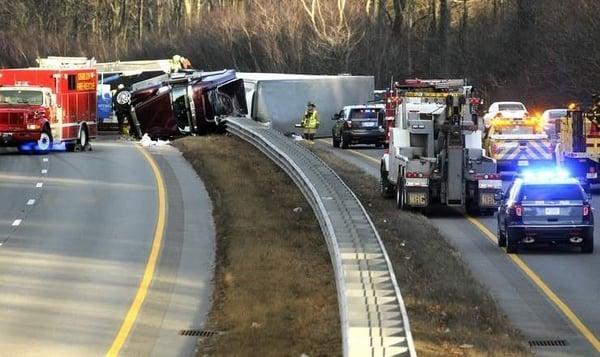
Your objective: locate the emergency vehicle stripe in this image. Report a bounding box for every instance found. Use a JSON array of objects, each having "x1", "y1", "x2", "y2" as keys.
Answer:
[{"x1": 495, "y1": 140, "x2": 553, "y2": 161}]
